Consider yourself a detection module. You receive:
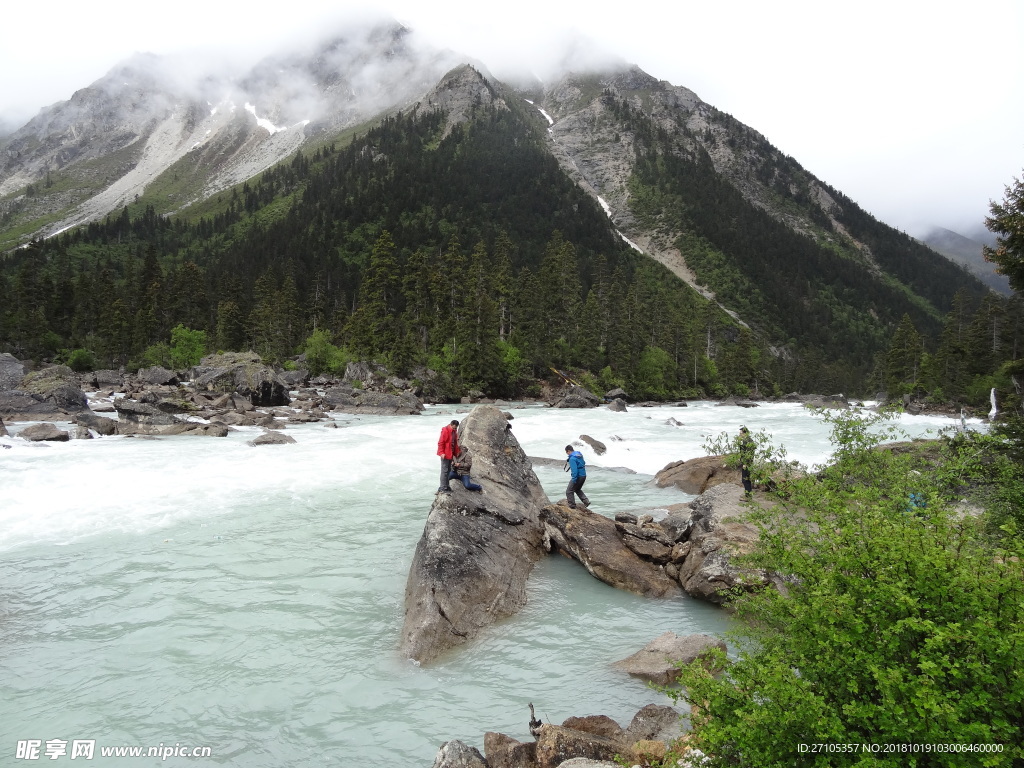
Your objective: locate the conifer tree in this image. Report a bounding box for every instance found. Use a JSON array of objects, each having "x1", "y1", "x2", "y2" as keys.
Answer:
[{"x1": 884, "y1": 314, "x2": 924, "y2": 395}]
